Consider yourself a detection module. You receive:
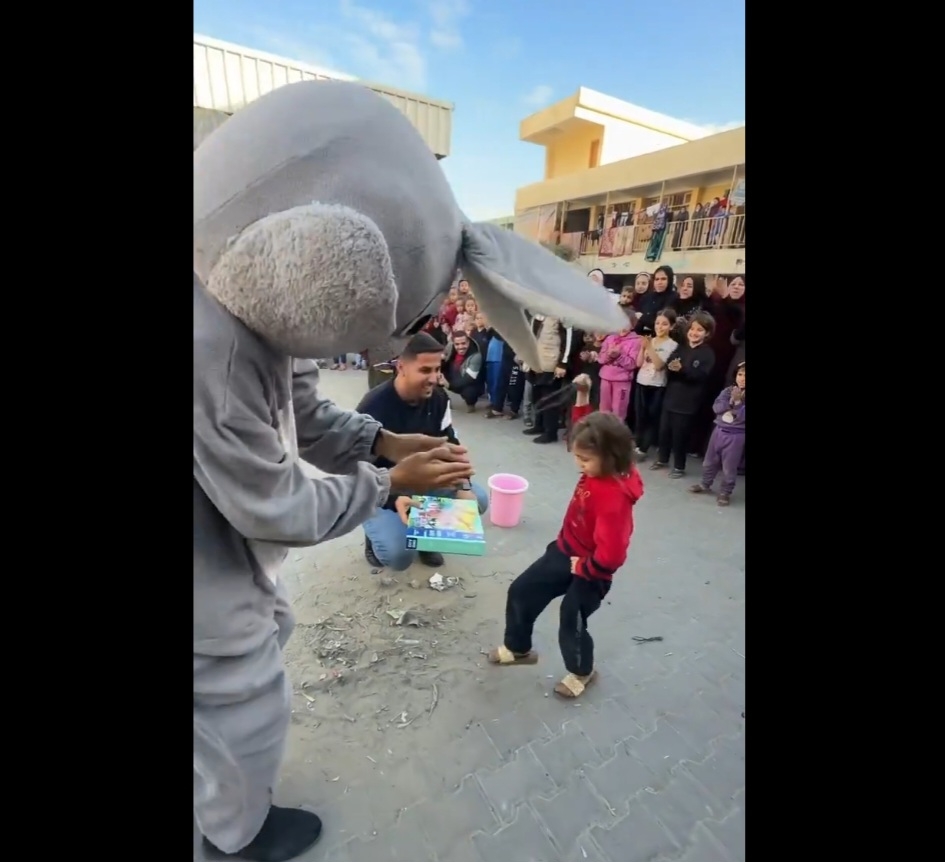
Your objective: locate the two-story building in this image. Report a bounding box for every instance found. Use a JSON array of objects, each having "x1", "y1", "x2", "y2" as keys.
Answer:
[
  {"x1": 514, "y1": 87, "x2": 744, "y2": 284},
  {"x1": 194, "y1": 34, "x2": 453, "y2": 158}
]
